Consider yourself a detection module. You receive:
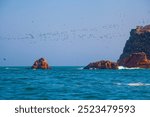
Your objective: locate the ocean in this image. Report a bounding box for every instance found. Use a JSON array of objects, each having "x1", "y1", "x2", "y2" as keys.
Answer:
[{"x1": 0, "y1": 66, "x2": 150, "y2": 100}]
